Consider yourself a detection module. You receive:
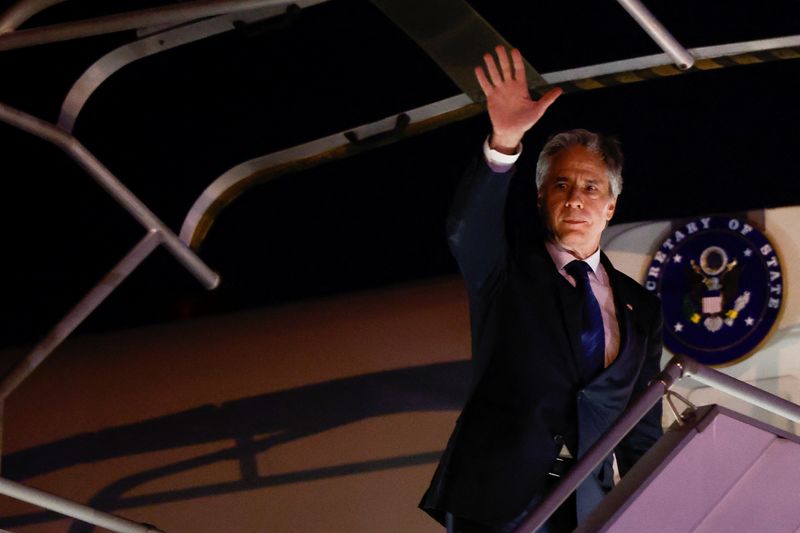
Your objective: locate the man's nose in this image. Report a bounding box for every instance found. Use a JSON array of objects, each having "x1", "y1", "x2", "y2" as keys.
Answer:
[{"x1": 564, "y1": 187, "x2": 583, "y2": 208}]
